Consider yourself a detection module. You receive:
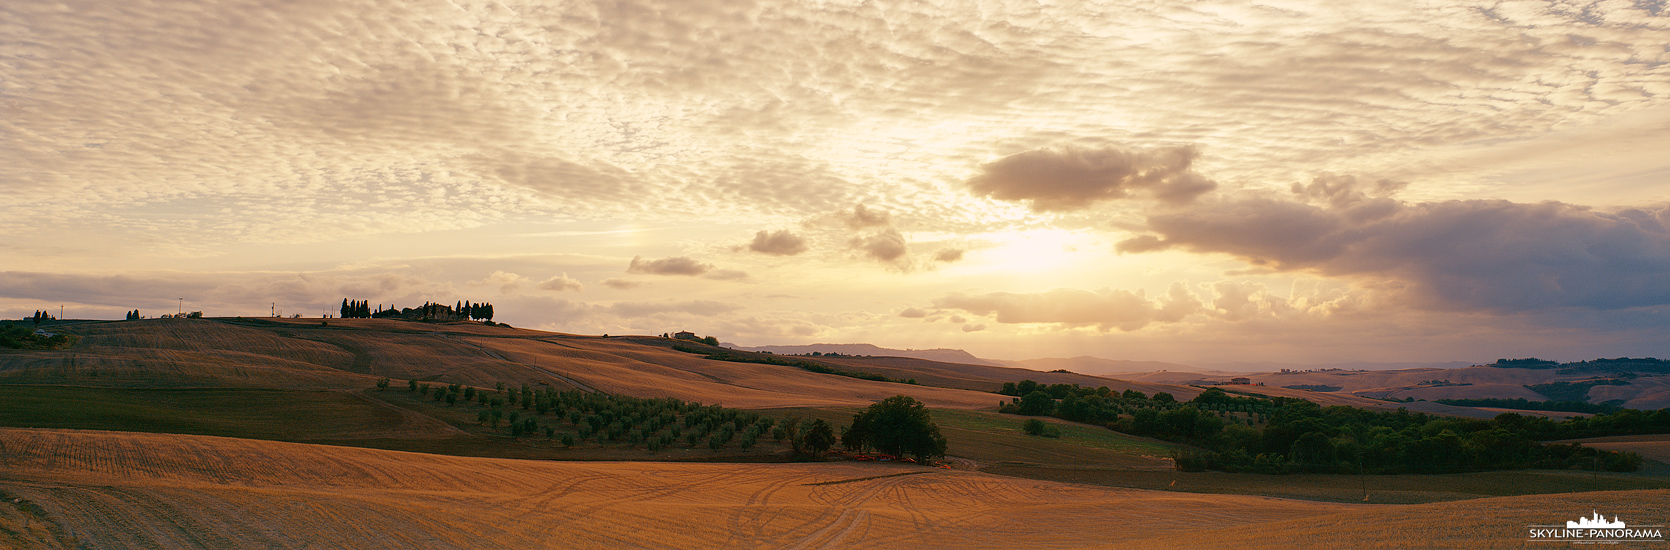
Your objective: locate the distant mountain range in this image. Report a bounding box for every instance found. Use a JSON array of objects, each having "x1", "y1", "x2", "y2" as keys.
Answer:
[
  {"x1": 1203, "y1": 361, "x2": 1481, "y2": 372},
  {"x1": 992, "y1": 356, "x2": 1203, "y2": 376}
]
